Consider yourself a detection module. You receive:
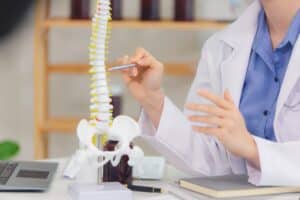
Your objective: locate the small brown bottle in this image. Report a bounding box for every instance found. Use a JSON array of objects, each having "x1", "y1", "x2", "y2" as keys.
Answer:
[
  {"x1": 71, "y1": 0, "x2": 90, "y2": 19},
  {"x1": 111, "y1": 85, "x2": 123, "y2": 118},
  {"x1": 174, "y1": 0, "x2": 194, "y2": 21},
  {"x1": 141, "y1": 0, "x2": 160, "y2": 21},
  {"x1": 111, "y1": 0, "x2": 122, "y2": 20},
  {"x1": 102, "y1": 140, "x2": 133, "y2": 185}
]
